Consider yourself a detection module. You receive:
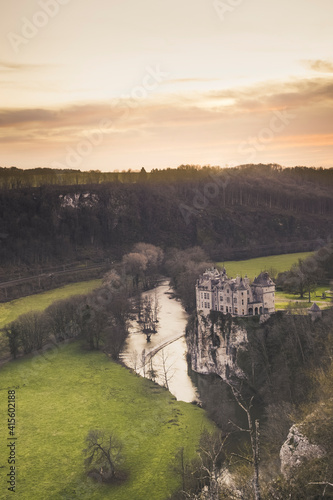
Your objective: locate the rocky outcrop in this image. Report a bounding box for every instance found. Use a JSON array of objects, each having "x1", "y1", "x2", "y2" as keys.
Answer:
[
  {"x1": 187, "y1": 313, "x2": 248, "y2": 381},
  {"x1": 280, "y1": 424, "x2": 325, "y2": 478}
]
